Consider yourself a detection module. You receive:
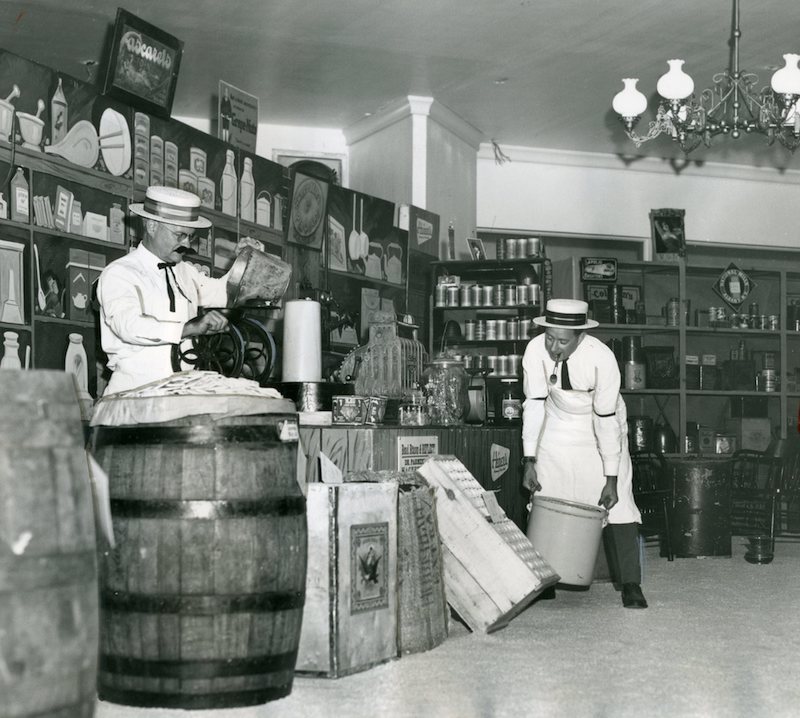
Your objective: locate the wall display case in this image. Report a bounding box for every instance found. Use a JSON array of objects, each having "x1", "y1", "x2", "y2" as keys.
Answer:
[
  {"x1": 429, "y1": 234, "x2": 551, "y2": 423},
  {"x1": 553, "y1": 243, "x2": 800, "y2": 453}
]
